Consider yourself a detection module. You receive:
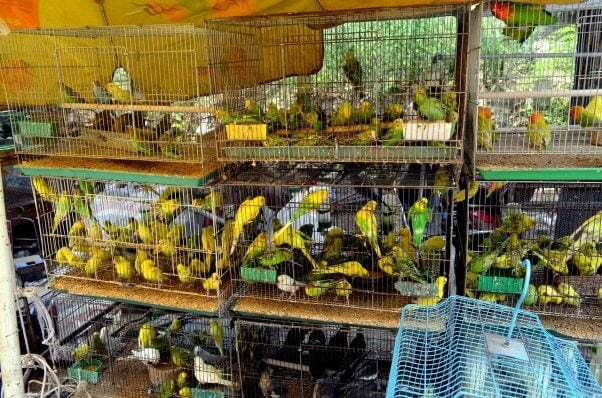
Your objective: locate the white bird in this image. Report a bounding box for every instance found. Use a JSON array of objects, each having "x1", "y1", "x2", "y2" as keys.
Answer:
[
  {"x1": 194, "y1": 355, "x2": 233, "y2": 386},
  {"x1": 130, "y1": 348, "x2": 160, "y2": 364},
  {"x1": 277, "y1": 275, "x2": 304, "y2": 298},
  {"x1": 99, "y1": 326, "x2": 123, "y2": 354}
]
